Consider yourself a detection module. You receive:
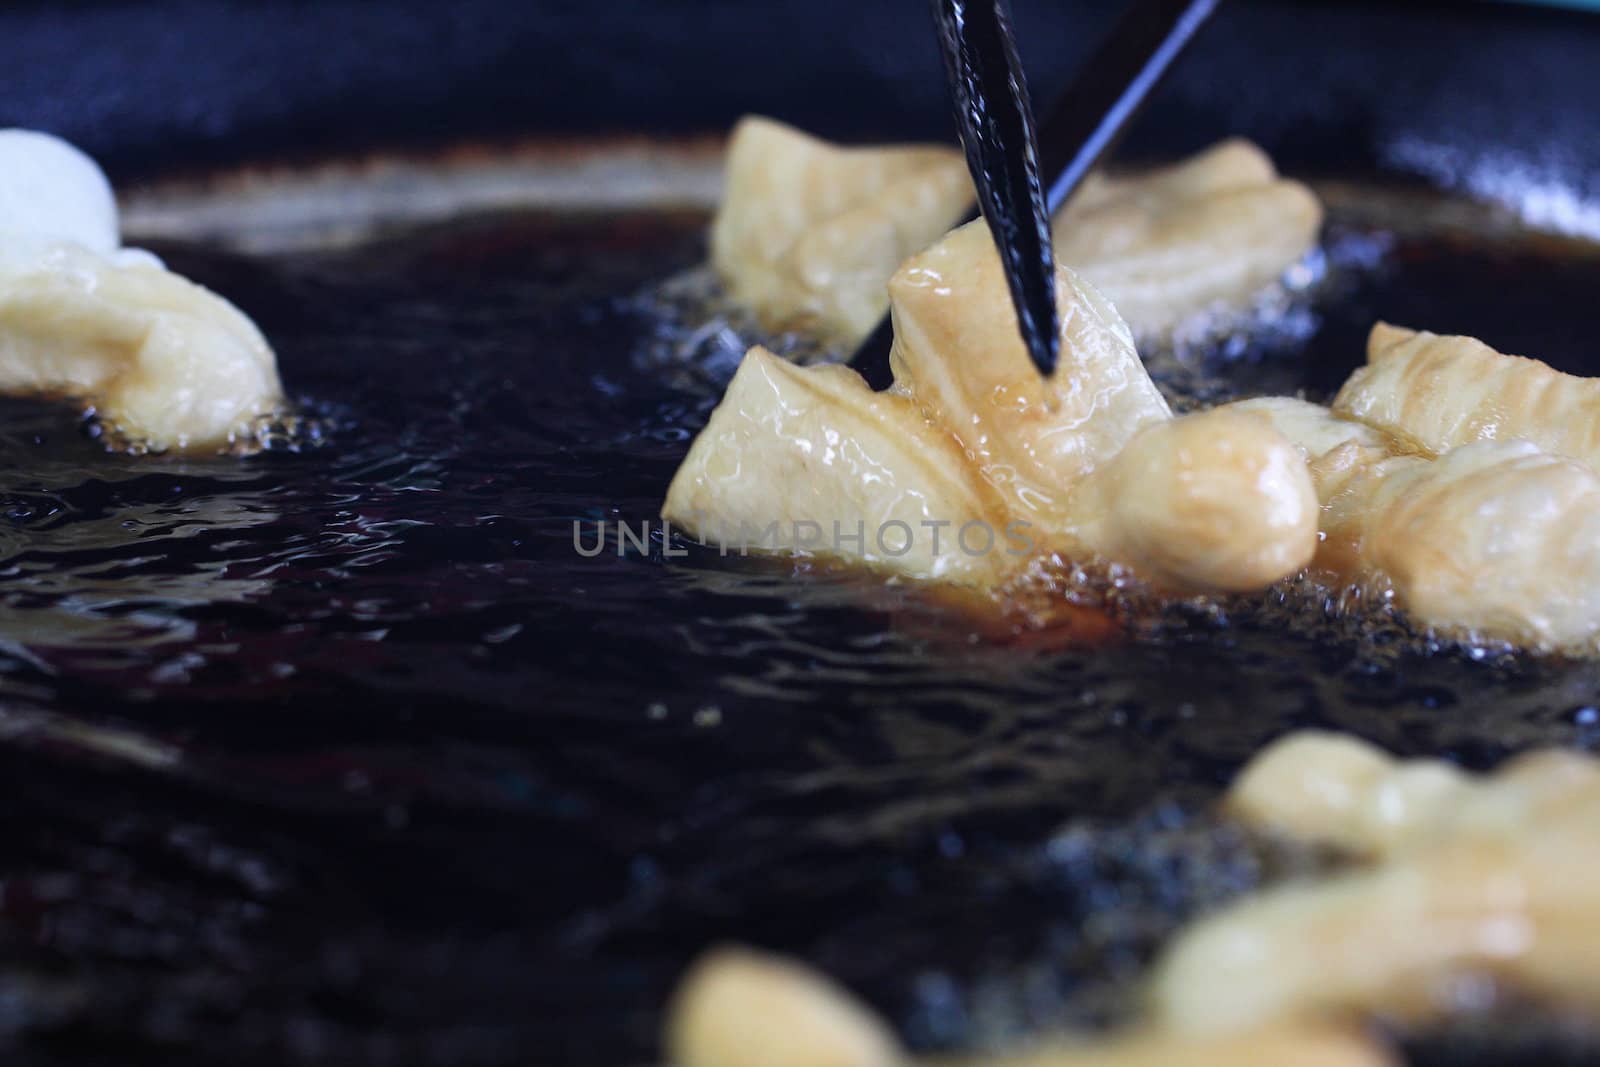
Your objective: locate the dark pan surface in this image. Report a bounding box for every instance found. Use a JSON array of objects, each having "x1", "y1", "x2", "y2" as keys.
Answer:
[{"x1": 0, "y1": 188, "x2": 1597, "y2": 1065}]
